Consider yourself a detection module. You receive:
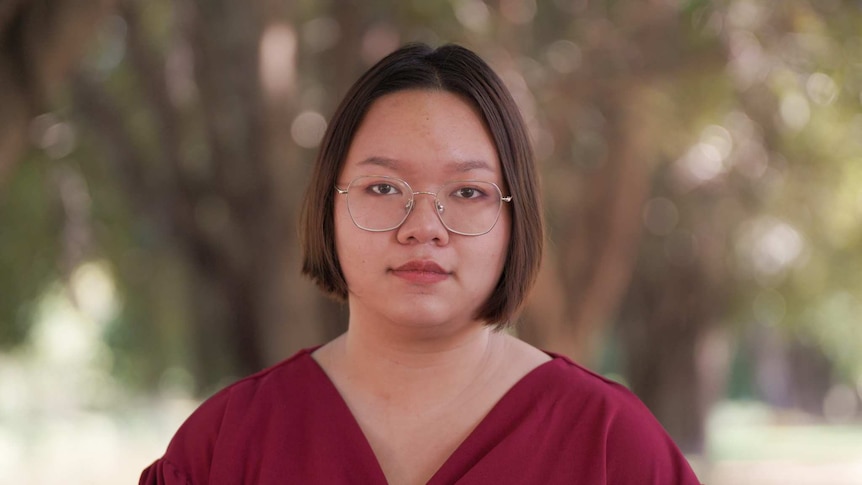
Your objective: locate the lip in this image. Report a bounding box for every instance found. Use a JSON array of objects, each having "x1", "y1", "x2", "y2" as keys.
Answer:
[{"x1": 390, "y1": 260, "x2": 450, "y2": 284}]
